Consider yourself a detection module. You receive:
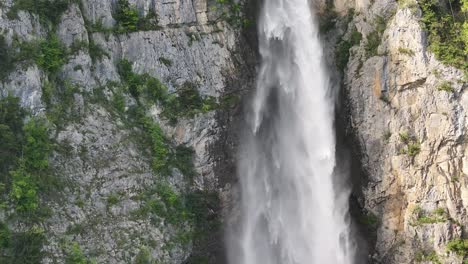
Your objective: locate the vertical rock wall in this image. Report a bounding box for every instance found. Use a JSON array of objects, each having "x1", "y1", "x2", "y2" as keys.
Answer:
[{"x1": 0, "y1": 0, "x2": 256, "y2": 263}]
